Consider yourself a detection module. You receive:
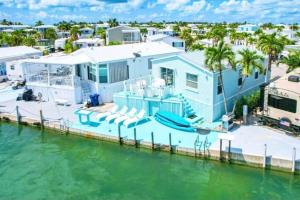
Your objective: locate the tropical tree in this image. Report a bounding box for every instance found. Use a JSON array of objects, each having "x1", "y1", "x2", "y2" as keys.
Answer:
[
  {"x1": 35, "y1": 20, "x2": 44, "y2": 26},
  {"x1": 296, "y1": 32, "x2": 300, "y2": 39},
  {"x1": 23, "y1": 36, "x2": 36, "y2": 47},
  {"x1": 179, "y1": 28, "x2": 193, "y2": 50},
  {"x1": 64, "y1": 40, "x2": 78, "y2": 54},
  {"x1": 232, "y1": 49, "x2": 264, "y2": 114},
  {"x1": 205, "y1": 40, "x2": 236, "y2": 114},
  {"x1": 96, "y1": 27, "x2": 106, "y2": 43},
  {"x1": 290, "y1": 23, "x2": 298, "y2": 31},
  {"x1": 206, "y1": 25, "x2": 227, "y2": 46},
  {"x1": 108, "y1": 18, "x2": 119, "y2": 28},
  {"x1": 190, "y1": 43, "x2": 205, "y2": 51},
  {"x1": 44, "y1": 28, "x2": 57, "y2": 42},
  {"x1": 278, "y1": 50, "x2": 300, "y2": 73},
  {"x1": 70, "y1": 26, "x2": 80, "y2": 41},
  {"x1": 257, "y1": 33, "x2": 284, "y2": 75},
  {"x1": 172, "y1": 24, "x2": 181, "y2": 36}
]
